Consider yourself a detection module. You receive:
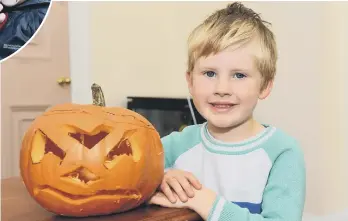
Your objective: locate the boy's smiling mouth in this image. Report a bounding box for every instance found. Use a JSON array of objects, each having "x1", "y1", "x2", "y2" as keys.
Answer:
[{"x1": 209, "y1": 102, "x2": 237, "y2": 112}]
